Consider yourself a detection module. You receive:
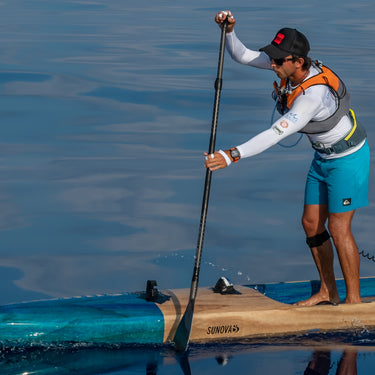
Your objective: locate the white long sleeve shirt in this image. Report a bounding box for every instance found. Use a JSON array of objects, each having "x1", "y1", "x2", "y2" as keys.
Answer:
[{"x1": 226, "y1": 31, "x2": 364, "y2": 160}]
